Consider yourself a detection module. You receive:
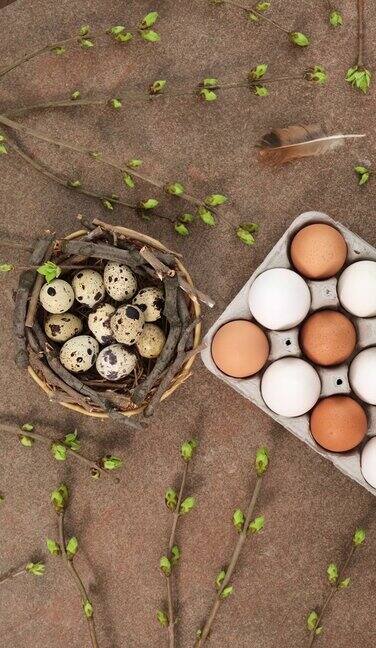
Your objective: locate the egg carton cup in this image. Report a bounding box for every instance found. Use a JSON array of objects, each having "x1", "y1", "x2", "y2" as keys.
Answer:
[{"x1": 201, "y1": 211, "x2": 376, "y2": 496}]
